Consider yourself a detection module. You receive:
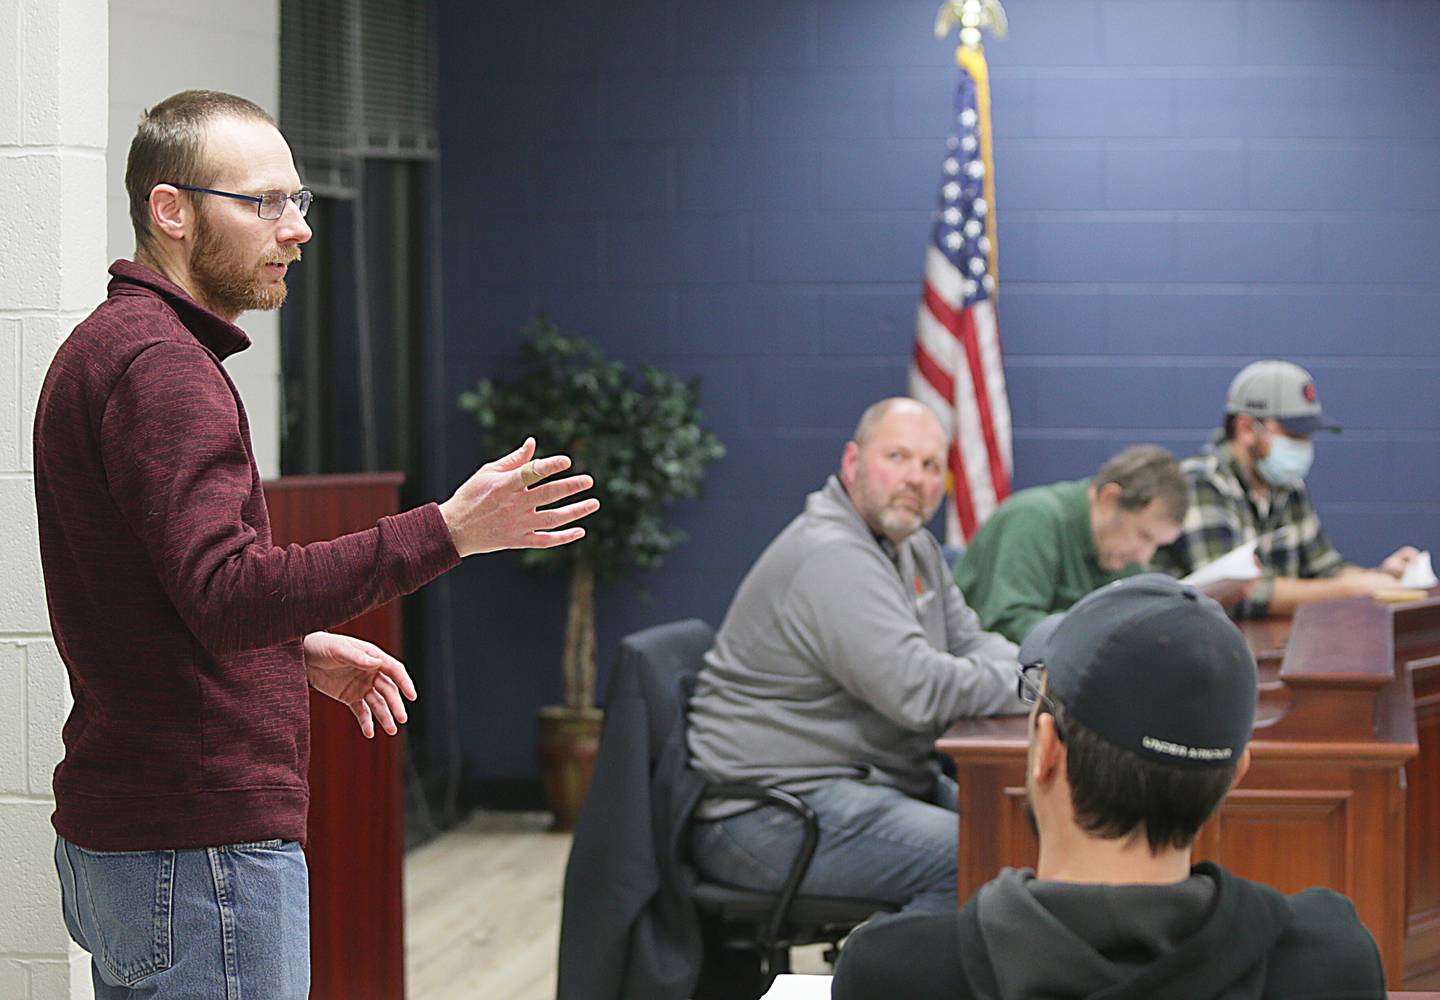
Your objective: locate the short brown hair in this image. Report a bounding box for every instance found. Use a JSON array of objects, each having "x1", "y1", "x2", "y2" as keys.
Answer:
[
  {"x1": 1092, "y1": 445, "x2": 1187, "y2": 524},
  {"x1": 1053, "y1": 694, "x2": 1237, "y2": 853},
  {"x1": 125, "y1": 90, "x2": 275, "y2": 253}
]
